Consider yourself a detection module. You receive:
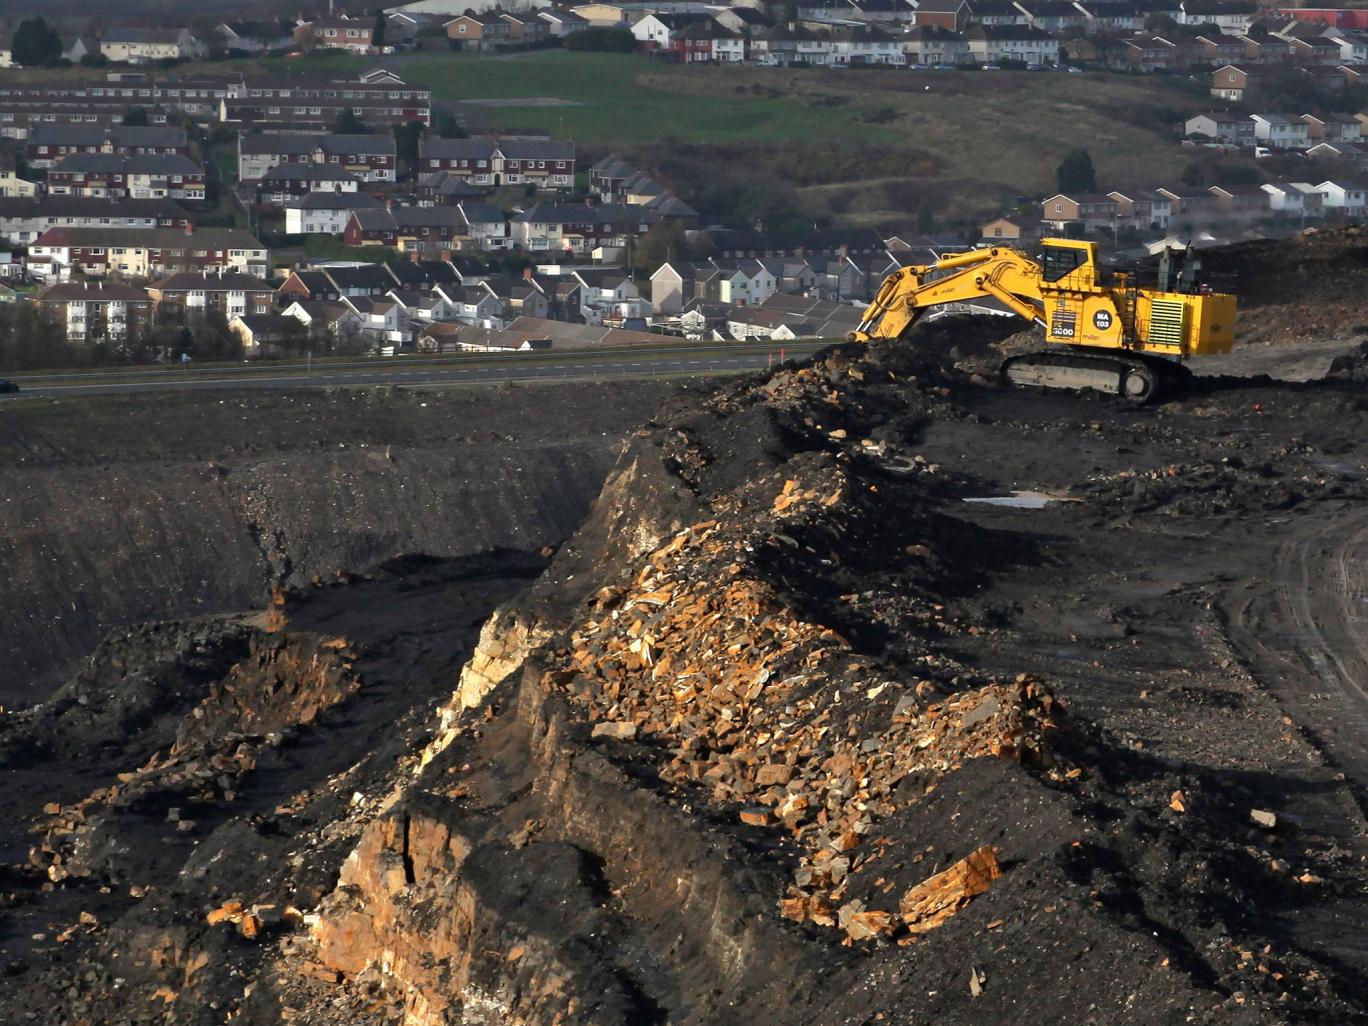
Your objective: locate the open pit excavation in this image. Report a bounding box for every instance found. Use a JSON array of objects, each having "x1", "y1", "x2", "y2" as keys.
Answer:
[{"x1": 6, "y1": 232, "x2": 1368, "y2": 1025}]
